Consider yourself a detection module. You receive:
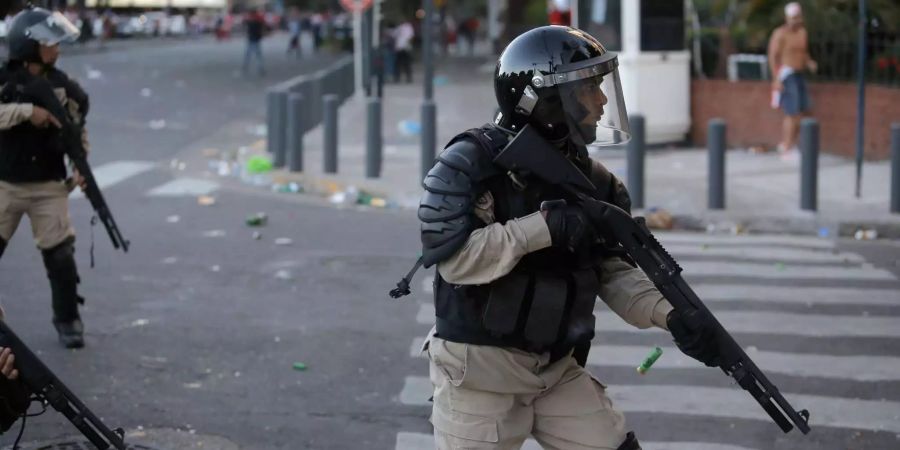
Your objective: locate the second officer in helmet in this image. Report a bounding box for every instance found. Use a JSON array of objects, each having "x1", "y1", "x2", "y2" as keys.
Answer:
[
  {"x1": 0, "y1": 6, "x2": 92, "y2": 348},
  {"x1": 418, "y1": 26, "x2": 722, "y2": 449}
]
